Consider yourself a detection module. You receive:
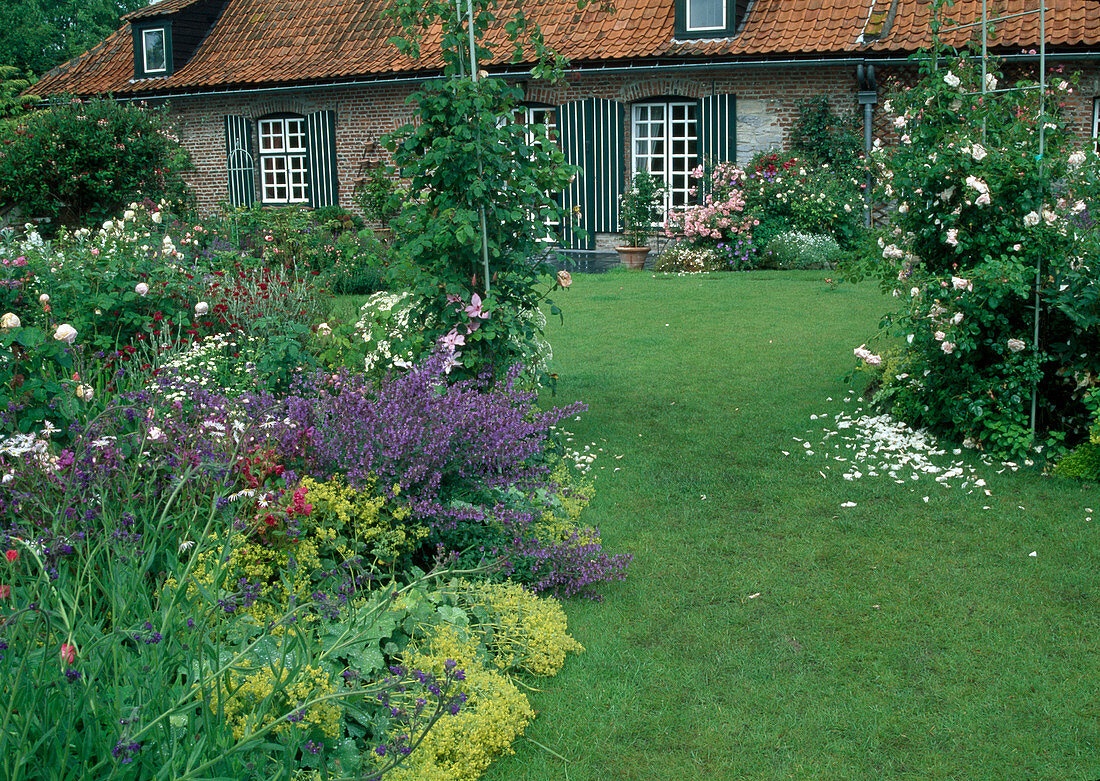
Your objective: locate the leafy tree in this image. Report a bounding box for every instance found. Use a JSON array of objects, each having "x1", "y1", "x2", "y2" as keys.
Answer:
[
  {"x1": 0, "y1": 66, "x2": 37, "y2": 122},
  {"x1": 0, "y1": 0, "x2": 146, "y2": 78},
  {"x1": 380, "y1": 0, "x2": 581, "y2": 382}
]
